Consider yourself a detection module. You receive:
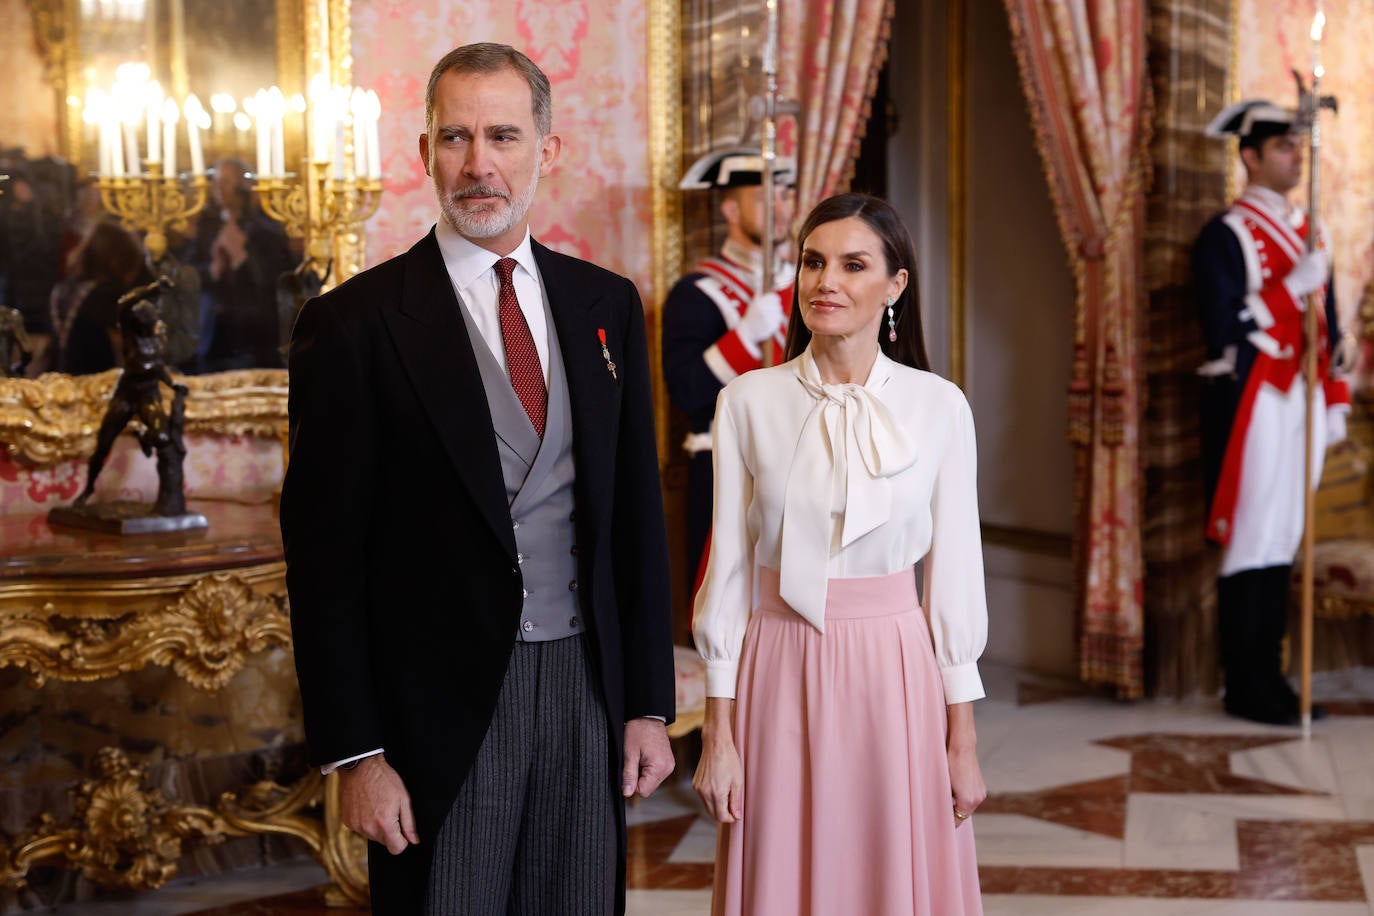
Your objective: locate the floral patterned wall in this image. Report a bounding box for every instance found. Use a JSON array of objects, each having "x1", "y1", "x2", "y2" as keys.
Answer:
[
  {"x1": 0, "y1": 0, "x2": 59, "y2": 156},
  {"x1": 1237, "y1": 0, "x2": 1374, "y2": 338},
  {"x1": 351, "y1": 0, "x2": 657, "y2": 304}
]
